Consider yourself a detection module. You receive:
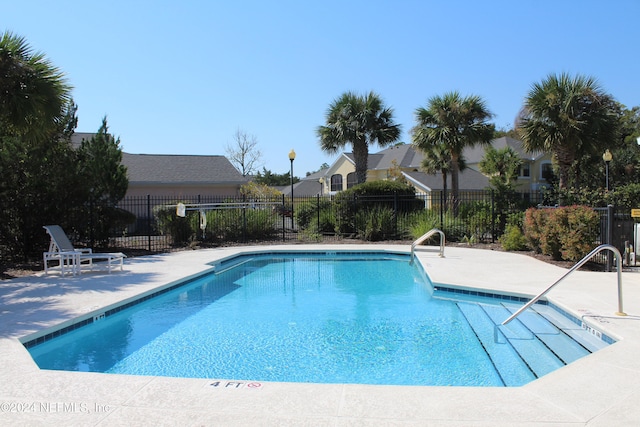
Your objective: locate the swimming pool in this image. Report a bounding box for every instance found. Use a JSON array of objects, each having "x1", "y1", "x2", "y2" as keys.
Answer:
[{"x1": 24, "y1": 251, "x2": 611, "y2": 387}]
